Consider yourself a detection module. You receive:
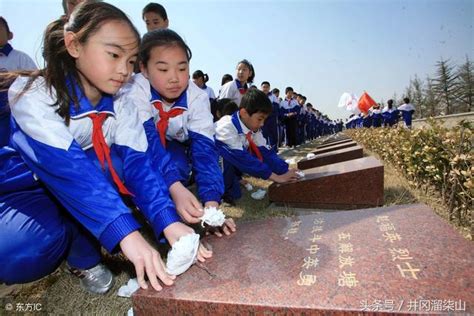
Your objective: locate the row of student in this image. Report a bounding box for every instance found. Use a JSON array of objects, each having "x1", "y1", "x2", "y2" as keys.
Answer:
[
  {"x1": 345, "y1": 98, "x2": 416, "y2": 129},
  {"x1": 209, "y1": 59, "x2": 340, "y2": 151},
  {"x1": 0, "y1": 1, "x2": 298, "y2": 295}
]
